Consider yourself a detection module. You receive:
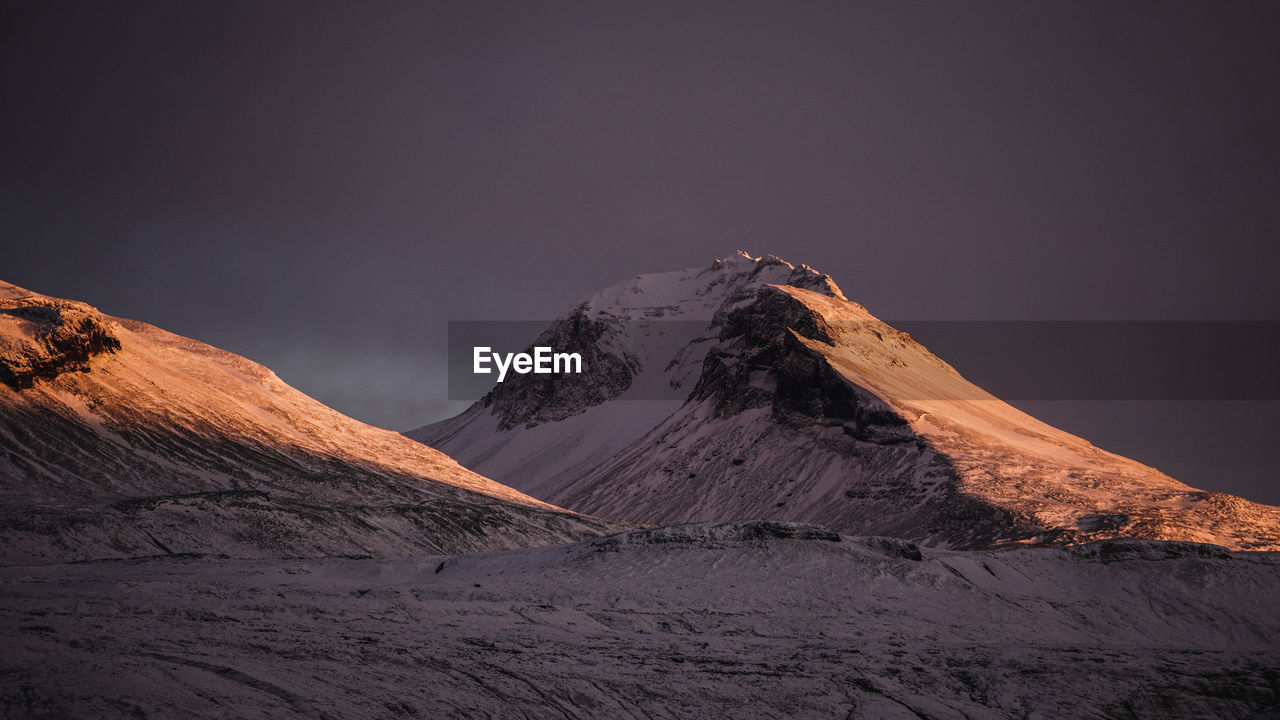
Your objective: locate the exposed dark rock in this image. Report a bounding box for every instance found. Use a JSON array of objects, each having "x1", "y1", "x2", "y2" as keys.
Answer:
[
  {"x1": 0, "y1": 299, "x2": 121, "y2": 389},
  {"x1": 860, "y1": 536, "x2": 925, "y2": 561},
  {"x1": 599, "y1": 521, "x2": 843, "y2": 550},
  {"x1": 1069, "y1": 538, "x2": 1234, "y2": 562},
  {"x1": 737, "y1": 520, "x2": 842, "y2": 543},
  {"x1": 482, "y1": 304, "x2": 638, "y2": 430},
  {"x1": 691, "y1": 285, "x2": 913, "y2": 444}
]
